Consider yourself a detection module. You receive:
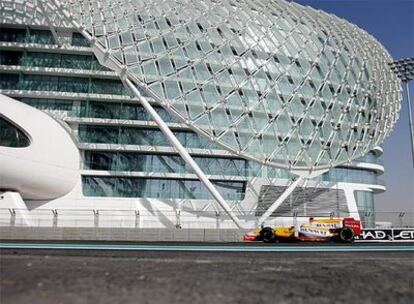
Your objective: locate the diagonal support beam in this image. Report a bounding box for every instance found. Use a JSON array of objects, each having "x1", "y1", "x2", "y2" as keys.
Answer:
[
  {"x1": 123, "y1": 78, "x2": 242, "y2": 229},
  {"x1": 257, "y1": 176, "x2": 304, "y2": 227}
]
